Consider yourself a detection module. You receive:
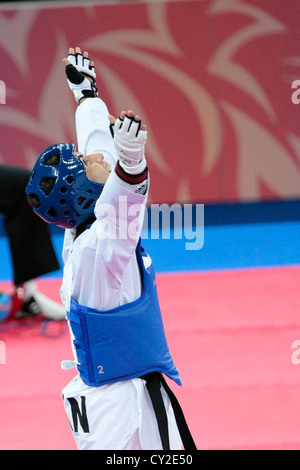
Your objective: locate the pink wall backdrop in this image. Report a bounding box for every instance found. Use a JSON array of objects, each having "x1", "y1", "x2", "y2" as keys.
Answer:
[{"x1": 0, "y1": 0, "x2": 299, "y2": 204}]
